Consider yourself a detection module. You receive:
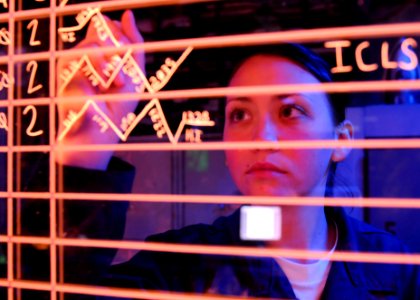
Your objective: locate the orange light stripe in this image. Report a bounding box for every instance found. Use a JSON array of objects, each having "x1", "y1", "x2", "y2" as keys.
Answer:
[
  {"x1": 55, "y1": 240, "x2": 420, "y2": 265},
  {"x1": 1, "y1": 80, "x2": 420, "y2": 106},
  {"x1": 7, "y1": 0, "x2": 16, "y2": 299},
  {"x1": 1, "y1": 139, "x2": 419, "y2": 154},
  {"x1": 38, "y1": 80, "x2": 420, "y2": 103},
  {"x1": 49, "y1": 4, "x2": 59, "y2": 300},
  {"x1": 53, "y1": 139, "x2": 420, "y2": 151},
  {"x1": 48, "y1": 2, "x2": 59, "y2": 299},
  {"x1": 0, "y1": 97, "x2": 51, "y2": 107},
  {"x1": 1, "y1": 236, "x2": 420, "y2": 266},
  {"x1": 1, "y1": 192, "x2": 419, "y2": 209},
  {"x1": 8, "y1": 236, "x2": 52, "y2": 245},
  {"x1": 0, "y1": 139, "x2": 419, "y2": 155},
  {"x1": 0, "y1": 0, "x2": 221, "y2": 21},
  {"x1": 1, "y1": 80, "x2": 418, "y2": 108},
  {"x1": 50, "y1": 22, "x2": 420, "y2": 56},
  {"x1": 0, "y1": 145, "x2": 52, "y2": 153},
  {"x1": 0, "y1": 279, "x2": 51, "y2": 292},
  {"x1": 0, "y1": 52, "x2": 50, "y2": 64},
  {"x1": 57, "y1": 13, "x2": 66, "y2": 298},
  {"x1": 0, "y1": 280, "x2": 275, "y2": 300},
  {"x1": 142, "y1": 80, "x2": 420, "y2": 100},
  {"x1": 42, "y1": 194, "x2": 420, "y2": 209},
  {"x1": 57, "y1": 0, "x2": 222, "y2": 15},
  {"x1": 0, "y1": 21, "x2": 413, "y2": 61}
]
